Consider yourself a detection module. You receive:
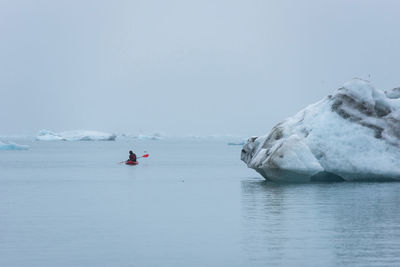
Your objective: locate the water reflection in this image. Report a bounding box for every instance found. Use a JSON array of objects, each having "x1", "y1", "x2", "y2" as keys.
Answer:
[{"x1": 240, "y1": 179, "x2": 400, "y2": 266}]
